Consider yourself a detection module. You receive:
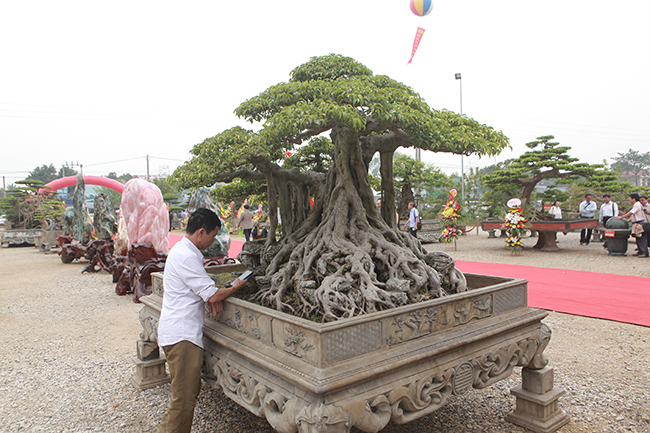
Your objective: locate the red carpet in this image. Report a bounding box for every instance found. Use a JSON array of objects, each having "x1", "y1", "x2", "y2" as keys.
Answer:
[
  {"x1": 456, "y1": 260, "x2": 650, "y2": 327},
  {"x1": 168, "y1": 235, "x2": 244, "y2": 258}
]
